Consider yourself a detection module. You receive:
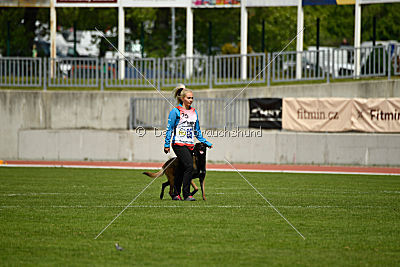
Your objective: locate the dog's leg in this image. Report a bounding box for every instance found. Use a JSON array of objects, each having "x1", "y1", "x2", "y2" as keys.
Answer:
[
  {"x1": 169, "y1": 180, "x2": 176, "y2": 199},
  {"x1": 165, "y1": 170, "x2": 177, "y2": 199},
  {"x1": 160, "y1": 181, "x2": 170, "y2": 199},
  {"x1": 200, "y1": 177, "x2": 206, "y2": 201},
  {"x1": 190, "y1": 180, "x2": 198, "y2": 196}
]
